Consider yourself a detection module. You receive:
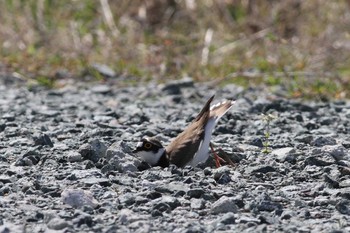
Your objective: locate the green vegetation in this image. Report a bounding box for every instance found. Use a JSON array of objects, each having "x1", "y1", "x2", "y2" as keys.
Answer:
[
  {"x1": 0, "y1": 0, "x2": 349, "y2": 99},
  {"x1": 261, "y1": 113, "x2": 277, "y2": 154}
]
